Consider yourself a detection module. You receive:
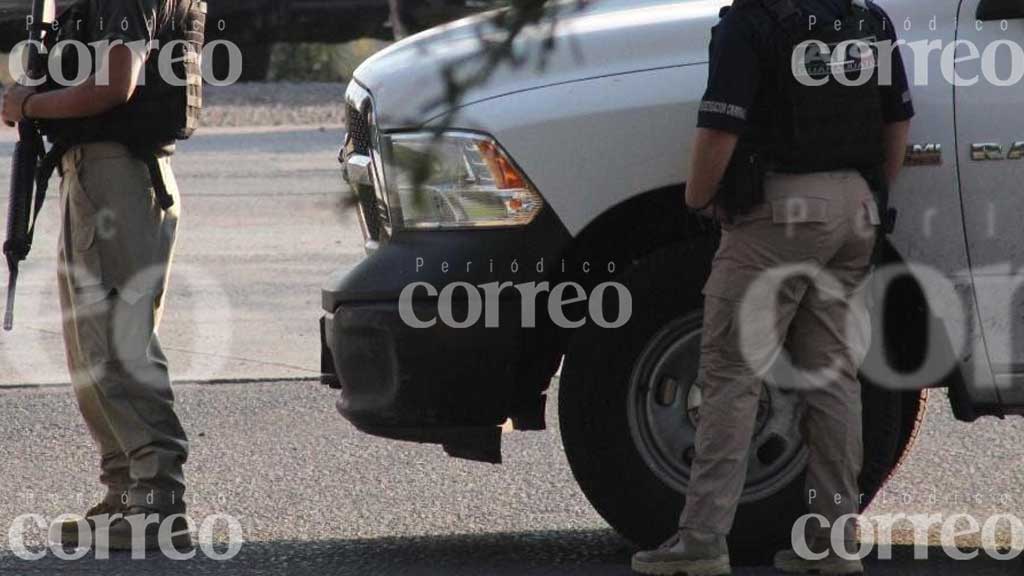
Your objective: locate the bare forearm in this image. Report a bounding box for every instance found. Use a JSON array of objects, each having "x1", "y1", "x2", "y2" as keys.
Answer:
[
  {"x1": 24, "y1": 44, "x2": 141, "y2": 121},
  {"x1": 25, "y1": 79, "x2": 128, "y2": 120},
  {"x1": 883, "y1": 120, "x2": 911, "y2": 184},
  {"x1": 685, "y1": 128, "x2": 739, "y2": 210}
]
